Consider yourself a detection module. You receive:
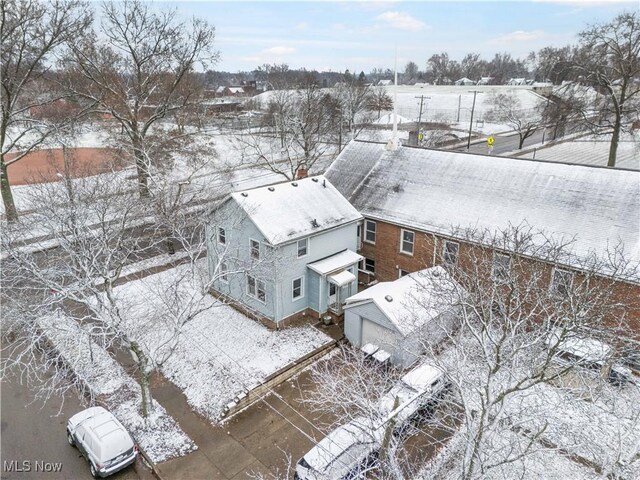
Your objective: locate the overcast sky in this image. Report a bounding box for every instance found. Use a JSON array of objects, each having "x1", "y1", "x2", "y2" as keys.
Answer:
[{"x1": 159, "y1": 0, "x2": 635, "y2": 73}]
